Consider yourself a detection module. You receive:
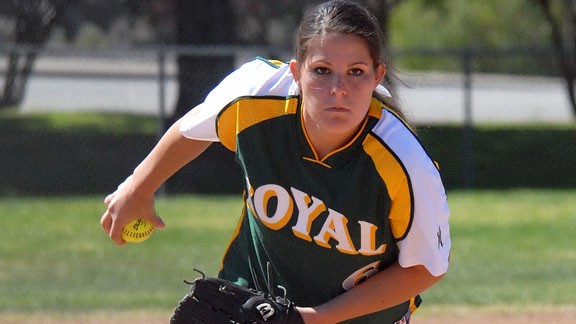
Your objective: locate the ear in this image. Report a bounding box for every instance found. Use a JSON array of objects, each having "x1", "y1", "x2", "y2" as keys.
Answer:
[
  {"x1": 289, "y1": 59, "x2": 301, "y2": 82},
  {"x1": 374, "y1": 63, "x2": 386, "y2": 87}
]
